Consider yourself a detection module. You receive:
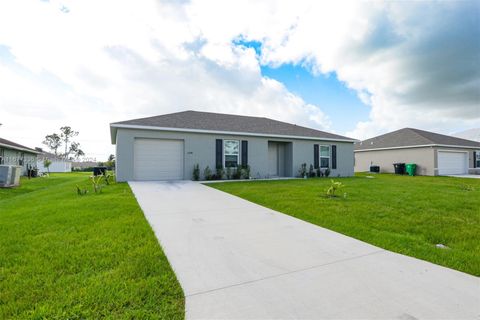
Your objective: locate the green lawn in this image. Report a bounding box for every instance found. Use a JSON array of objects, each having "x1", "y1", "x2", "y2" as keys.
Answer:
[
  {"x1": 208, "y1": 173, "x2": 480, "y2": 276},
  {"x1": 0, "y1": 173, "x2": 184, "y2": 319}
]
